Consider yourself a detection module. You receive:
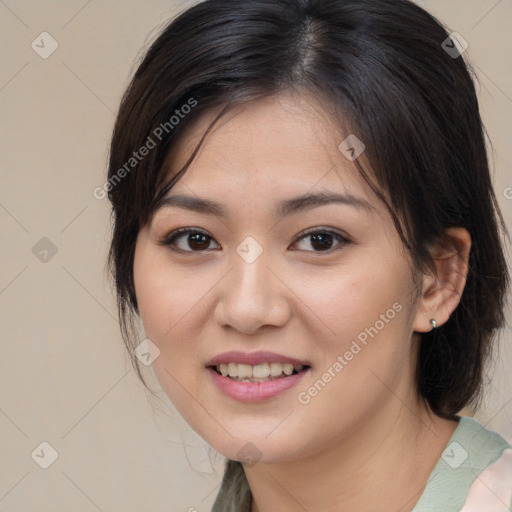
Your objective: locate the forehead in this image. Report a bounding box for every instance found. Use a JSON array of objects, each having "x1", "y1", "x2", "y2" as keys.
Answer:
[{"x1": 160, "y1": 92, "x2": 378, "y2": 213}]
